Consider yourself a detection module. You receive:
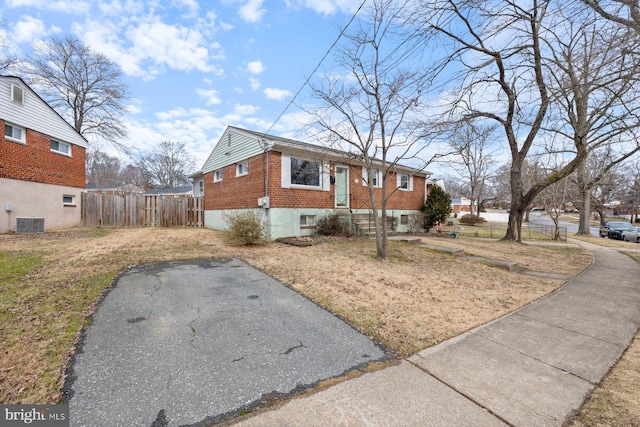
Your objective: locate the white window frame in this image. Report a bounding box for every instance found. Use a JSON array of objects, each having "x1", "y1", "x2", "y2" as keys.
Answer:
[
  {"x1": 198, "y1": 179, "x2": 204, "y2": 196},
  {"x1": 362, "y1": 168, "x2": 382, "y2": 188},
  {"x1": 4, "y1": 123, "x2": 25, "y2": 144},
  {"x1": 300, "y1": 215, "x2": 316, "y2": 227},
  {"x1": 50, "y1": 139, "x2": 72, "y2": 156},
  {"x1": 214, "y1": 170, "x2": 223, "y2": 182},
  {"x1": 290, "y1": 156, "x2": 322, "y2": 189},
  {"x1": 236, "y1": 161, "x2": 249, "y2": 177},
  {"x1": 63, "y1": 195, "x2": 76, "y2": 206},
  {"x1": 397, "y1": 173, "x2": 413, "y2": 191},
  {"x1": 11, "y1": 84, "x2": 24, "y2": 105}
]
